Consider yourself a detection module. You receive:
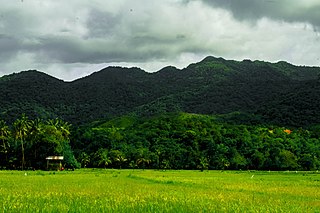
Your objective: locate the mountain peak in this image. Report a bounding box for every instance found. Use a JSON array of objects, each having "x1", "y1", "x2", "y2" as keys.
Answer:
[
  {"x1": 1, "y1": 70, "x2": 63, "y2": 83},
  {"x1": 201, "y1": 56, "x2": 226, "y2": 63}
]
